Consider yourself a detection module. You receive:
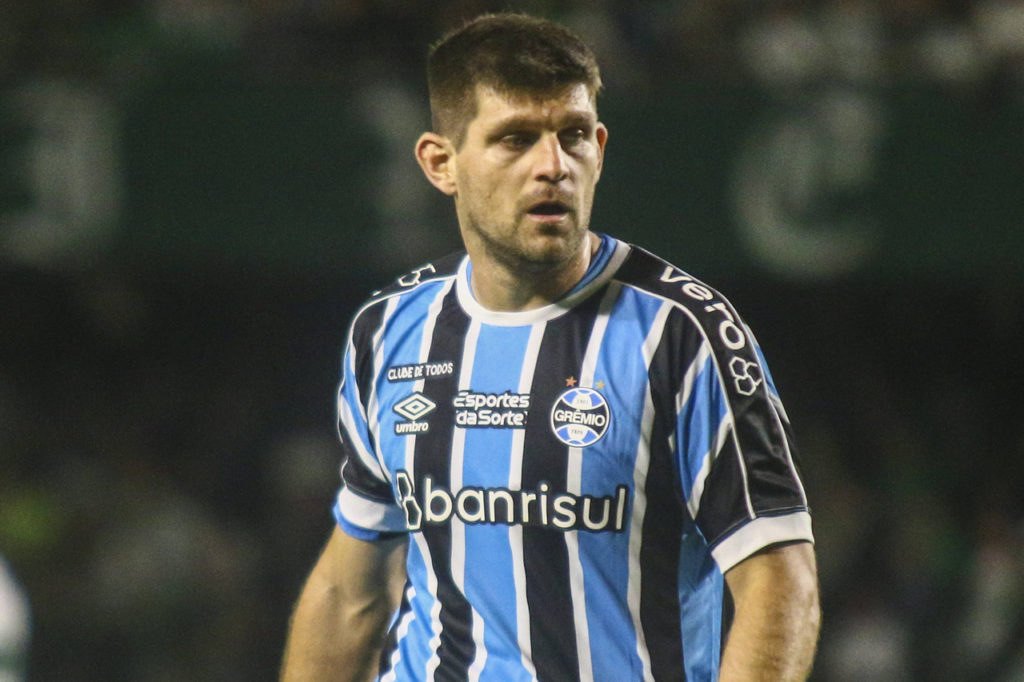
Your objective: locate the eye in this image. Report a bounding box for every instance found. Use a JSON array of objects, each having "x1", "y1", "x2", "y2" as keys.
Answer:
[
  {"x1": 559, "y1": 127, "x2": 588, "y2": 148},
  {"x1": 500, "y1": 132, "x2": 535, "y2": 150}
]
